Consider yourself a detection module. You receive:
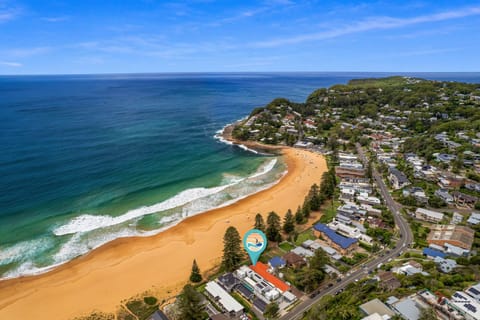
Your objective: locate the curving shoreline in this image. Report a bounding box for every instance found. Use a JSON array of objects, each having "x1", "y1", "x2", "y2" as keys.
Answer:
[{"x1": 0, "y1": 127, "x2": 327, "y2": 320}]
